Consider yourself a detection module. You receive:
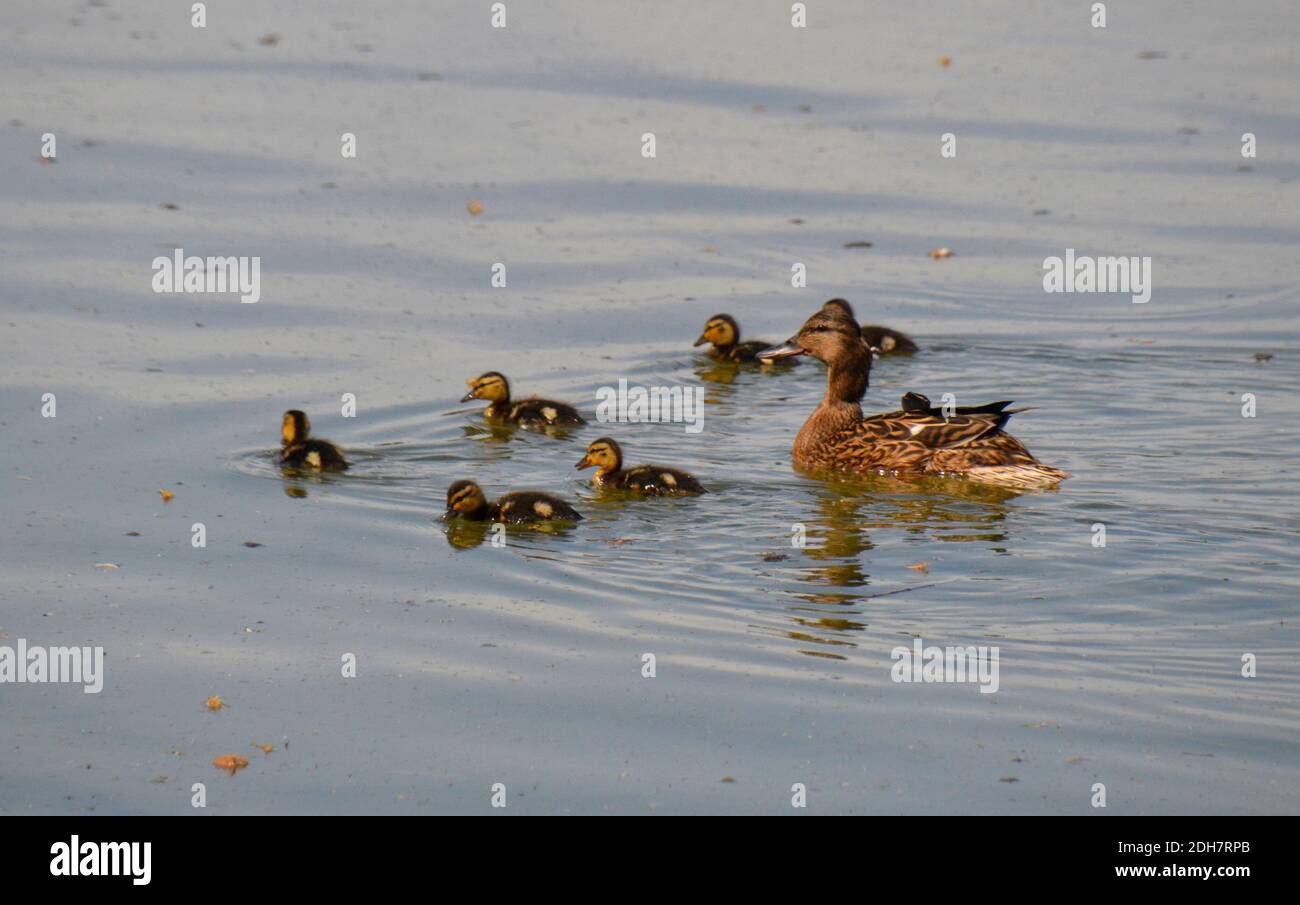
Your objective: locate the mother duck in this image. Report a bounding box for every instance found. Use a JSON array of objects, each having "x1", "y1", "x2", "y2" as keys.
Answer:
[{"x1": 758, "y1": 308, "x2": 1068, "y2": 490}]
